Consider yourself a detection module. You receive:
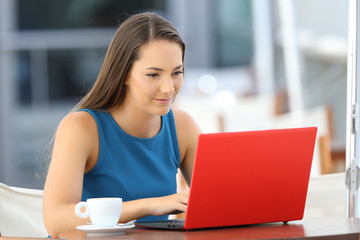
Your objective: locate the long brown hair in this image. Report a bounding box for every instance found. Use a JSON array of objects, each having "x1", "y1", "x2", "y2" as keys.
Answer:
[{"x1": 74, "y1": 12, "x2": 185, "y2": 111}]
